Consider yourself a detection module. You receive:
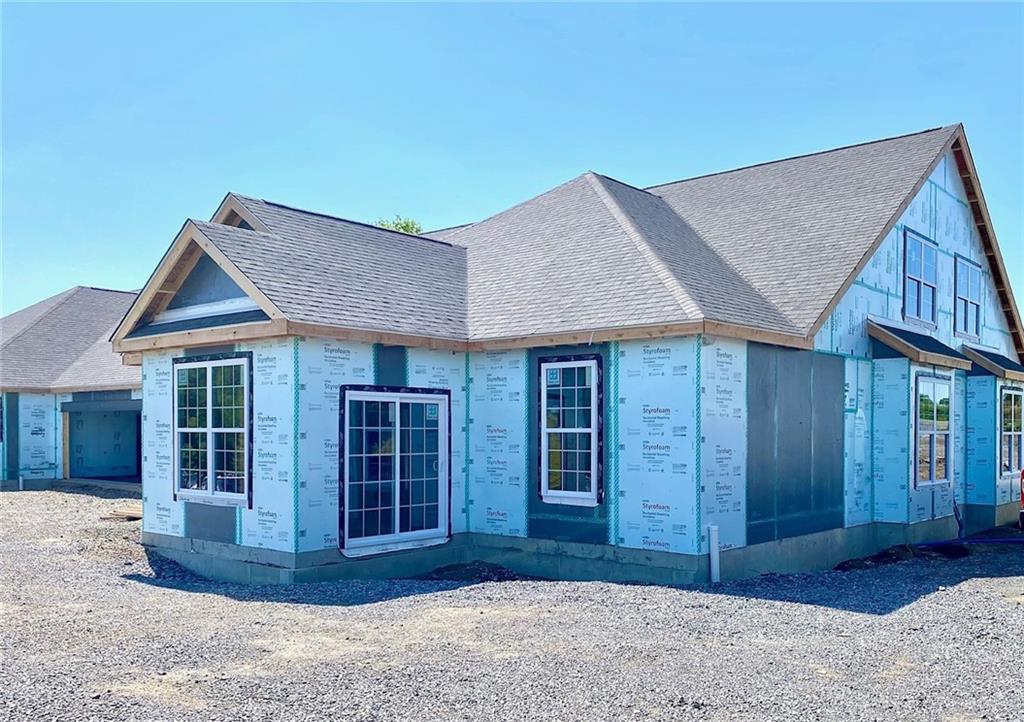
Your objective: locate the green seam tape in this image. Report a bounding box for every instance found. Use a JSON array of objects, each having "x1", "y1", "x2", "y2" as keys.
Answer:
[
  {"x1": 235, "y1": 506, "x2": 242, "y2": 545},
  {"x1": 292, "y1": 337, "x2": 301, "y2": 553},
  {"x1": 852, "y1": 279, "x2": 900, "y2": 299},
  {"x1": 463, "y1": 351, "x2": 471, "y2": 533},
  {"x1": 694, "y1": 334, "x2": 702, "y2": 554},
  {"x1": 522, "y1": 350, "x2": 530, "y2": 537},
  {"x1": 927, "y1": 177, "x2": 969, "y2": 209},
  {"x1": 869, "y1": 359, "x2": 876, "y2": 521},
  {"x1": 608, "y1": 341, "x2": 620, "y2": 545}
]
